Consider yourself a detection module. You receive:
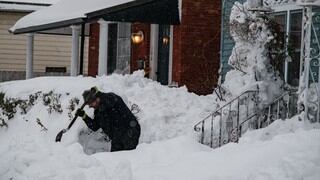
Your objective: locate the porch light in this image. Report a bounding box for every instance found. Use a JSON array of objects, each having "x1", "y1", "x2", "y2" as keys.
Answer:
[
  {"x1": 131, "y1": 31, "x2": 144, "y2": 44},
  {"x1": 163, "y1": 36, "x2": 170, "y2": 45}
]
